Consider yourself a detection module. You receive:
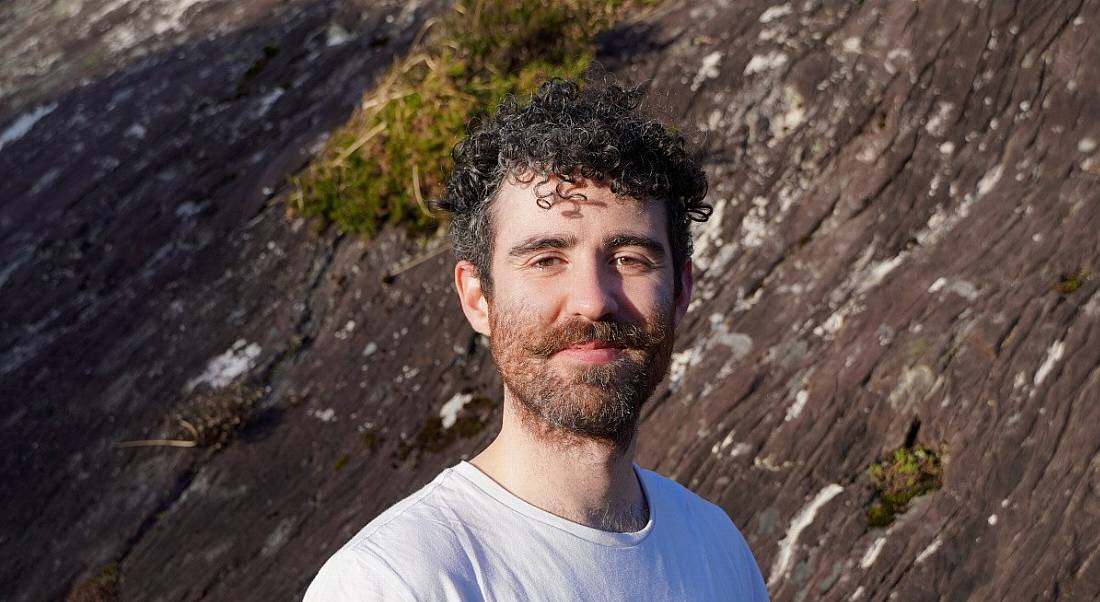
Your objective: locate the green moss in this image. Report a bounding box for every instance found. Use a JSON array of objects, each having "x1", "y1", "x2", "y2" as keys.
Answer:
[
  {"x1": 1055, "y1": 270, "x2": 1088, "y2": 295},
  {"x1": 291, "y1": 0, "x2": 644, "y2": 238},
  {"x1": 65, "y1": 562, "x2": 120, "y2": 602},
  {"x1": 865, "y1": 445, "x2": 943, "y2": 528},
  {"x1": 333, "y1": 453, "x2": 350, "y2": 471}
]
